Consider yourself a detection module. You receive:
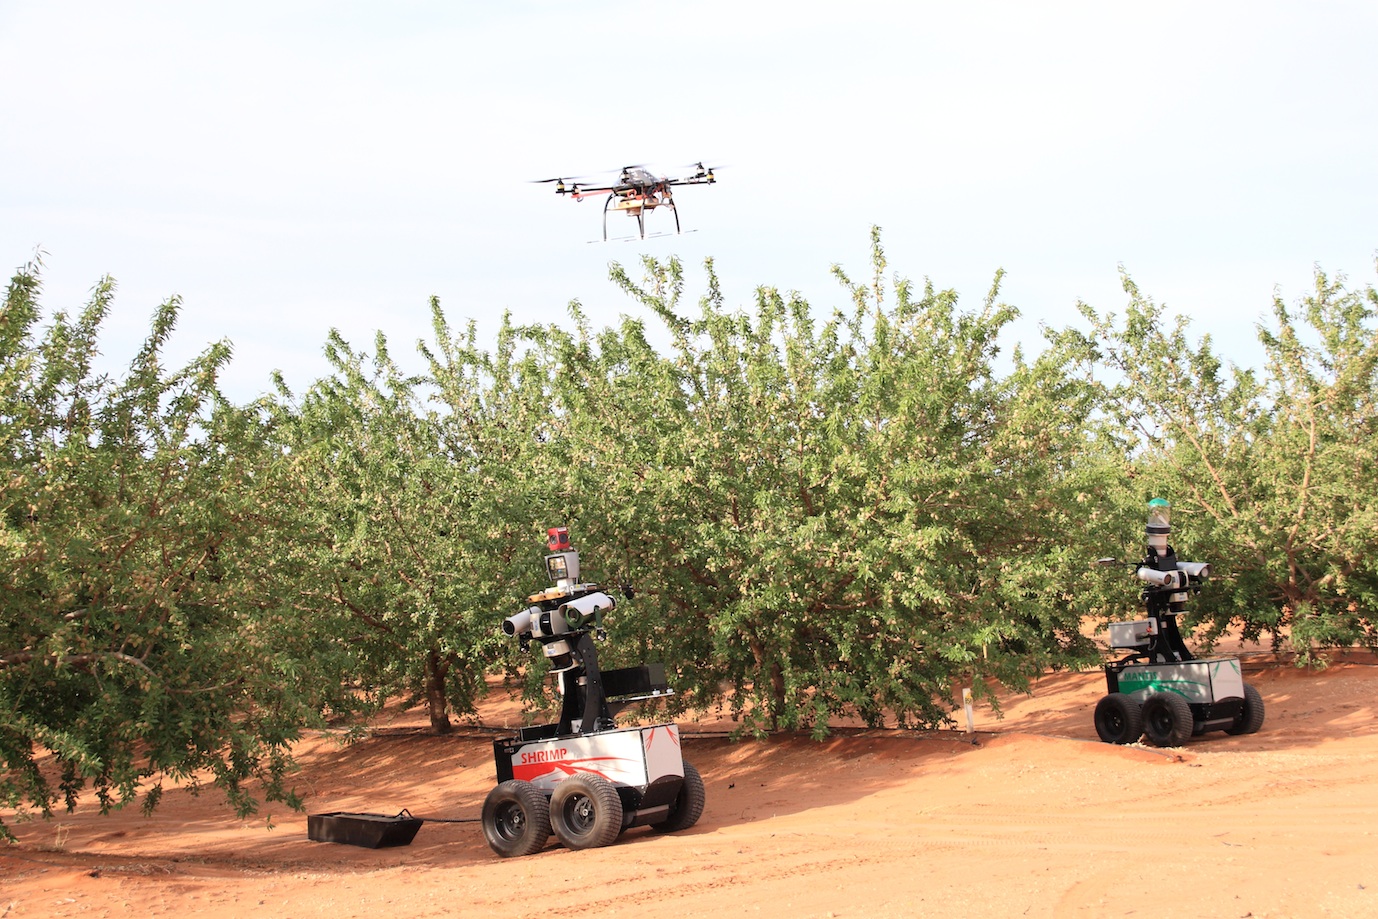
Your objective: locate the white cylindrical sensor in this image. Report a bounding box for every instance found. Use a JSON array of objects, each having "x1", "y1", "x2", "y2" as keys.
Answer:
[{"x1": 1136, "y1": 567, "x2": 1177, "y2": 587}]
